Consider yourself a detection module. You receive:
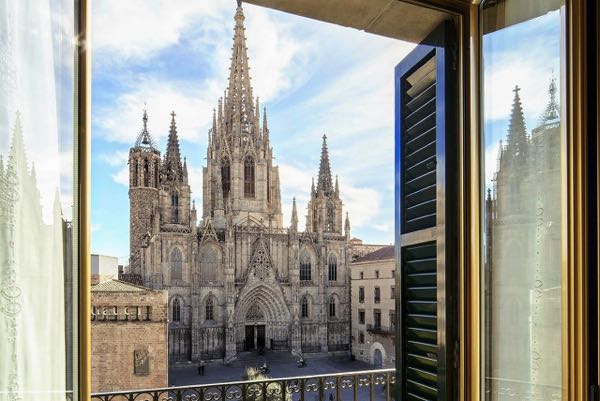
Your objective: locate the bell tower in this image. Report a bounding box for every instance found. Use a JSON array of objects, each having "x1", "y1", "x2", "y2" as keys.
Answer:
[
  {"x1": 129, "y1": 109, "x2": 161, "y2": 273},
  {"x1": 306, "y1": 135, "x2": 344, "y2": 234}
]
